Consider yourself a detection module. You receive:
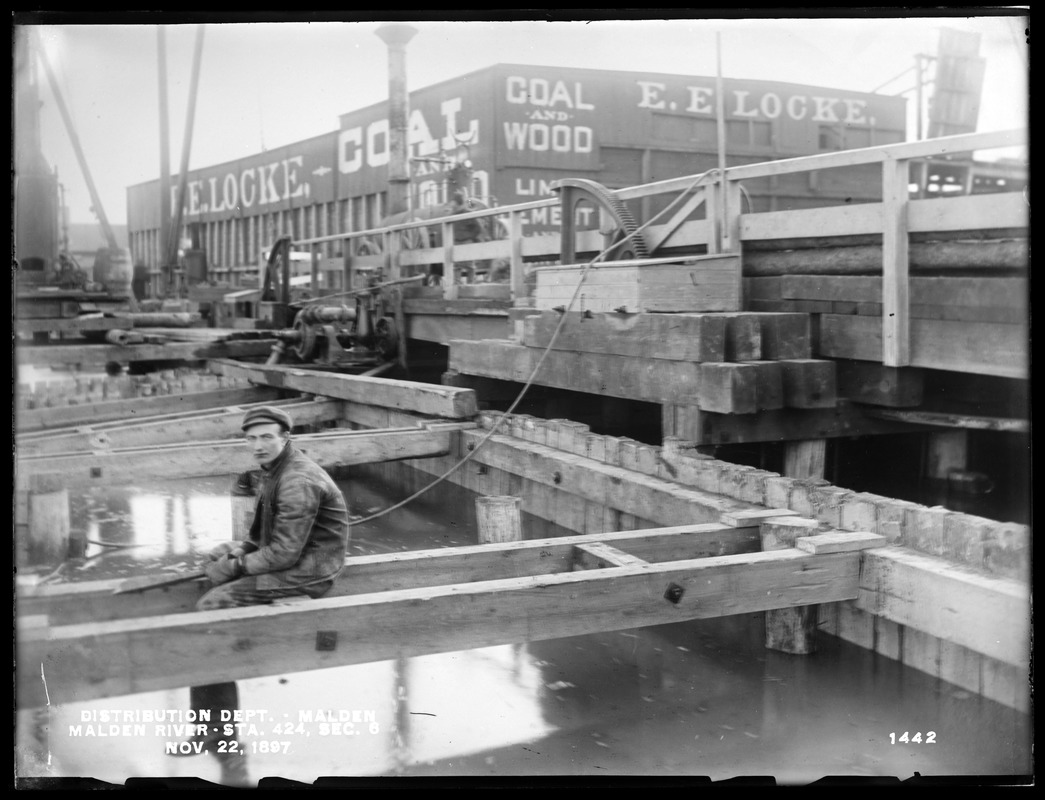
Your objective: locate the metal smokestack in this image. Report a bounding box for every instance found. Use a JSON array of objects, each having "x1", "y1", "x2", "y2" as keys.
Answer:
[{"x1": 375, "y1": 24, "x2": 418, "y2": 216}]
